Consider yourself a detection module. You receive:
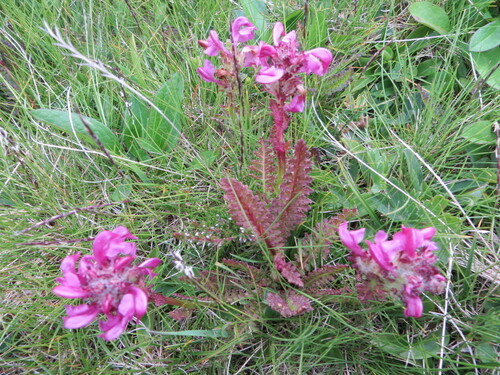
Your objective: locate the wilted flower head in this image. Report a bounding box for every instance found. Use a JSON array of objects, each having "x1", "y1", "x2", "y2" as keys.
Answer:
[
  {"x1": 338, "y1": 222, "x2": 446, "y2": 318},
  {"x1": 53, "y1": 226, "x2": 161, "y2": 340}
]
